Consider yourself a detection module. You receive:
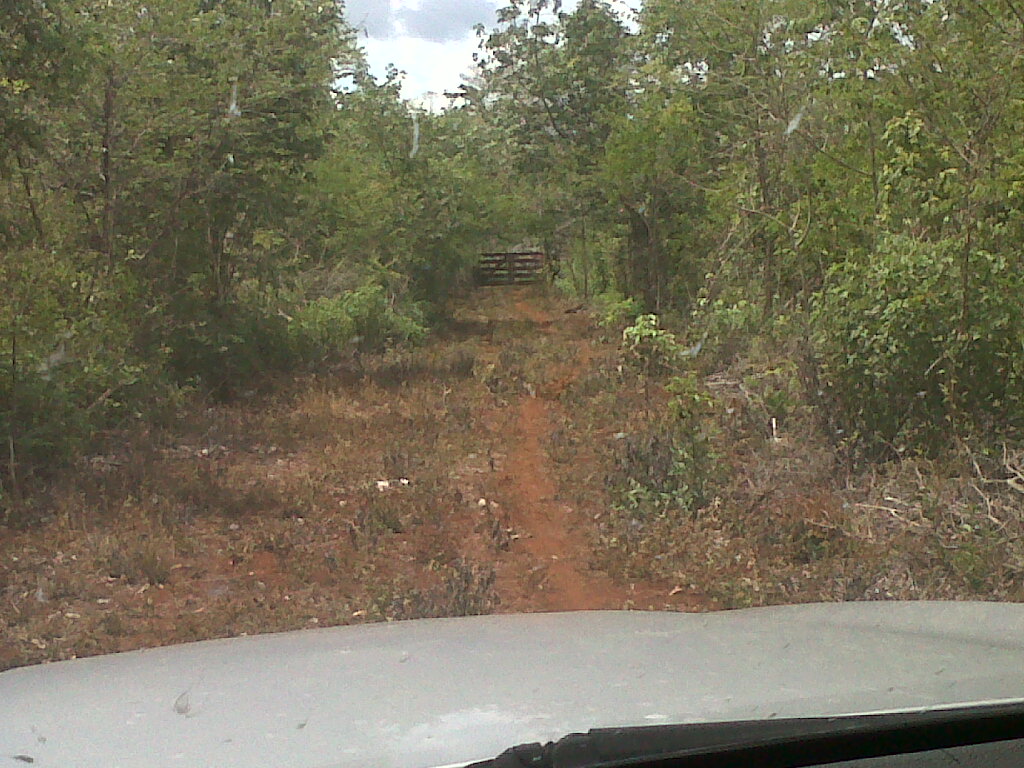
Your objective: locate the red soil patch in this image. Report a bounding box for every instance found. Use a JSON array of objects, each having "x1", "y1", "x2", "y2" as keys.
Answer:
[
  {"x1": 1, "y1": 286, "x2": 701, "y2": 672},
  {"x1": 477, "y1": 290, "x2": 700, "y2": 612}
]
